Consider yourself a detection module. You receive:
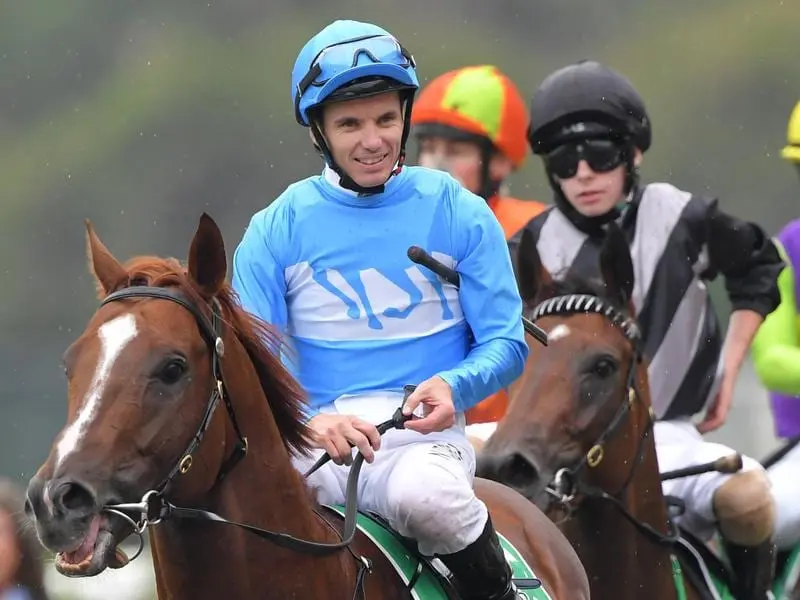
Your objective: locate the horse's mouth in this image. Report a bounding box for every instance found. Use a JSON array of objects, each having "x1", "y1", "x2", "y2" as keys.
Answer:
[{"x1": 54, "y1": 514, "x2": 131, "y2": 577}]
